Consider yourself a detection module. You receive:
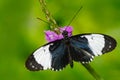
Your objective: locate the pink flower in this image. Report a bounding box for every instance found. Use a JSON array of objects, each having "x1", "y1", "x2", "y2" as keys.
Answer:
[{"x1": 45, "y1": 26, "x2": 73, "y2": 42}]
